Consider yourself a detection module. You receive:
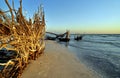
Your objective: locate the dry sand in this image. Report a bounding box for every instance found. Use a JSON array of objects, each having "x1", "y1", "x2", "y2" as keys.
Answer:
[{"x1": 21, "y1": 40, "x2": 99, "y2": 78}]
